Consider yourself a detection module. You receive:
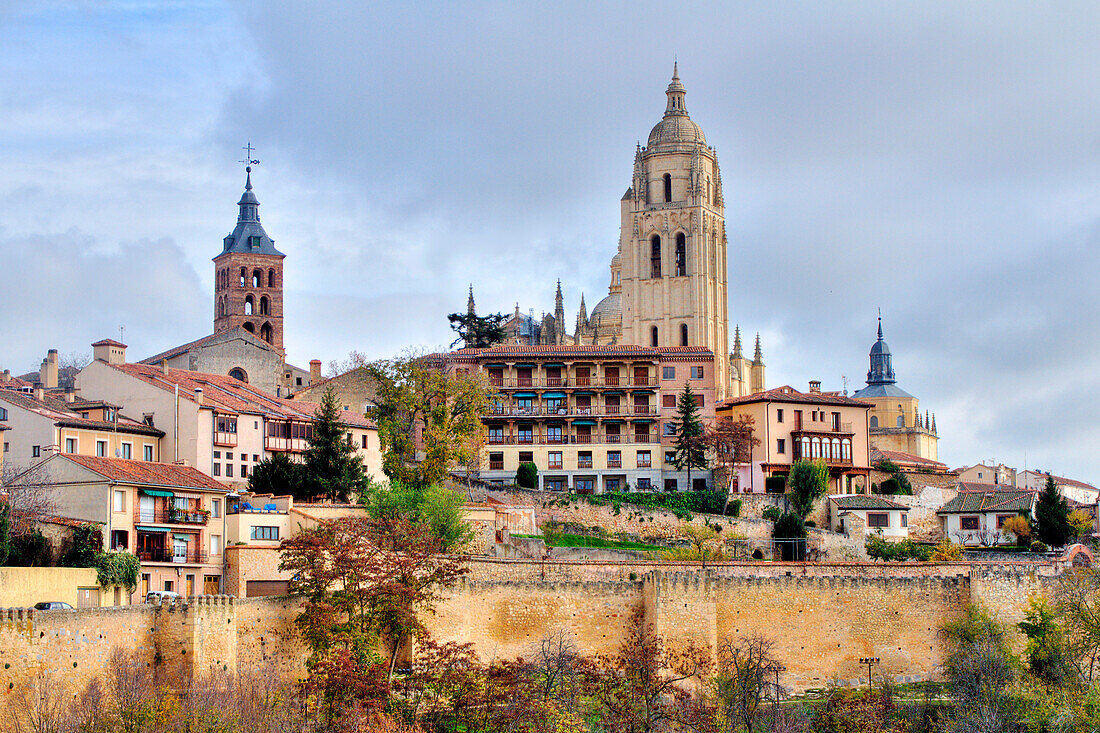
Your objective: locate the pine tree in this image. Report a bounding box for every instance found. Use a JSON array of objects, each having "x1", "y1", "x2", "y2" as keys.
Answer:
[
  {"x1": 447, "y1": 312, "x2": 508, "y2": 348},
  {"x1": 1034, "y1": 475, "x2": 1072, "y2": 549},
  {"x1": 670, "y1": 383, "x2": 707, "y2": 490},
  {"x1": 302, "y1": 386, "x2": 367, "y2": 503}
]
